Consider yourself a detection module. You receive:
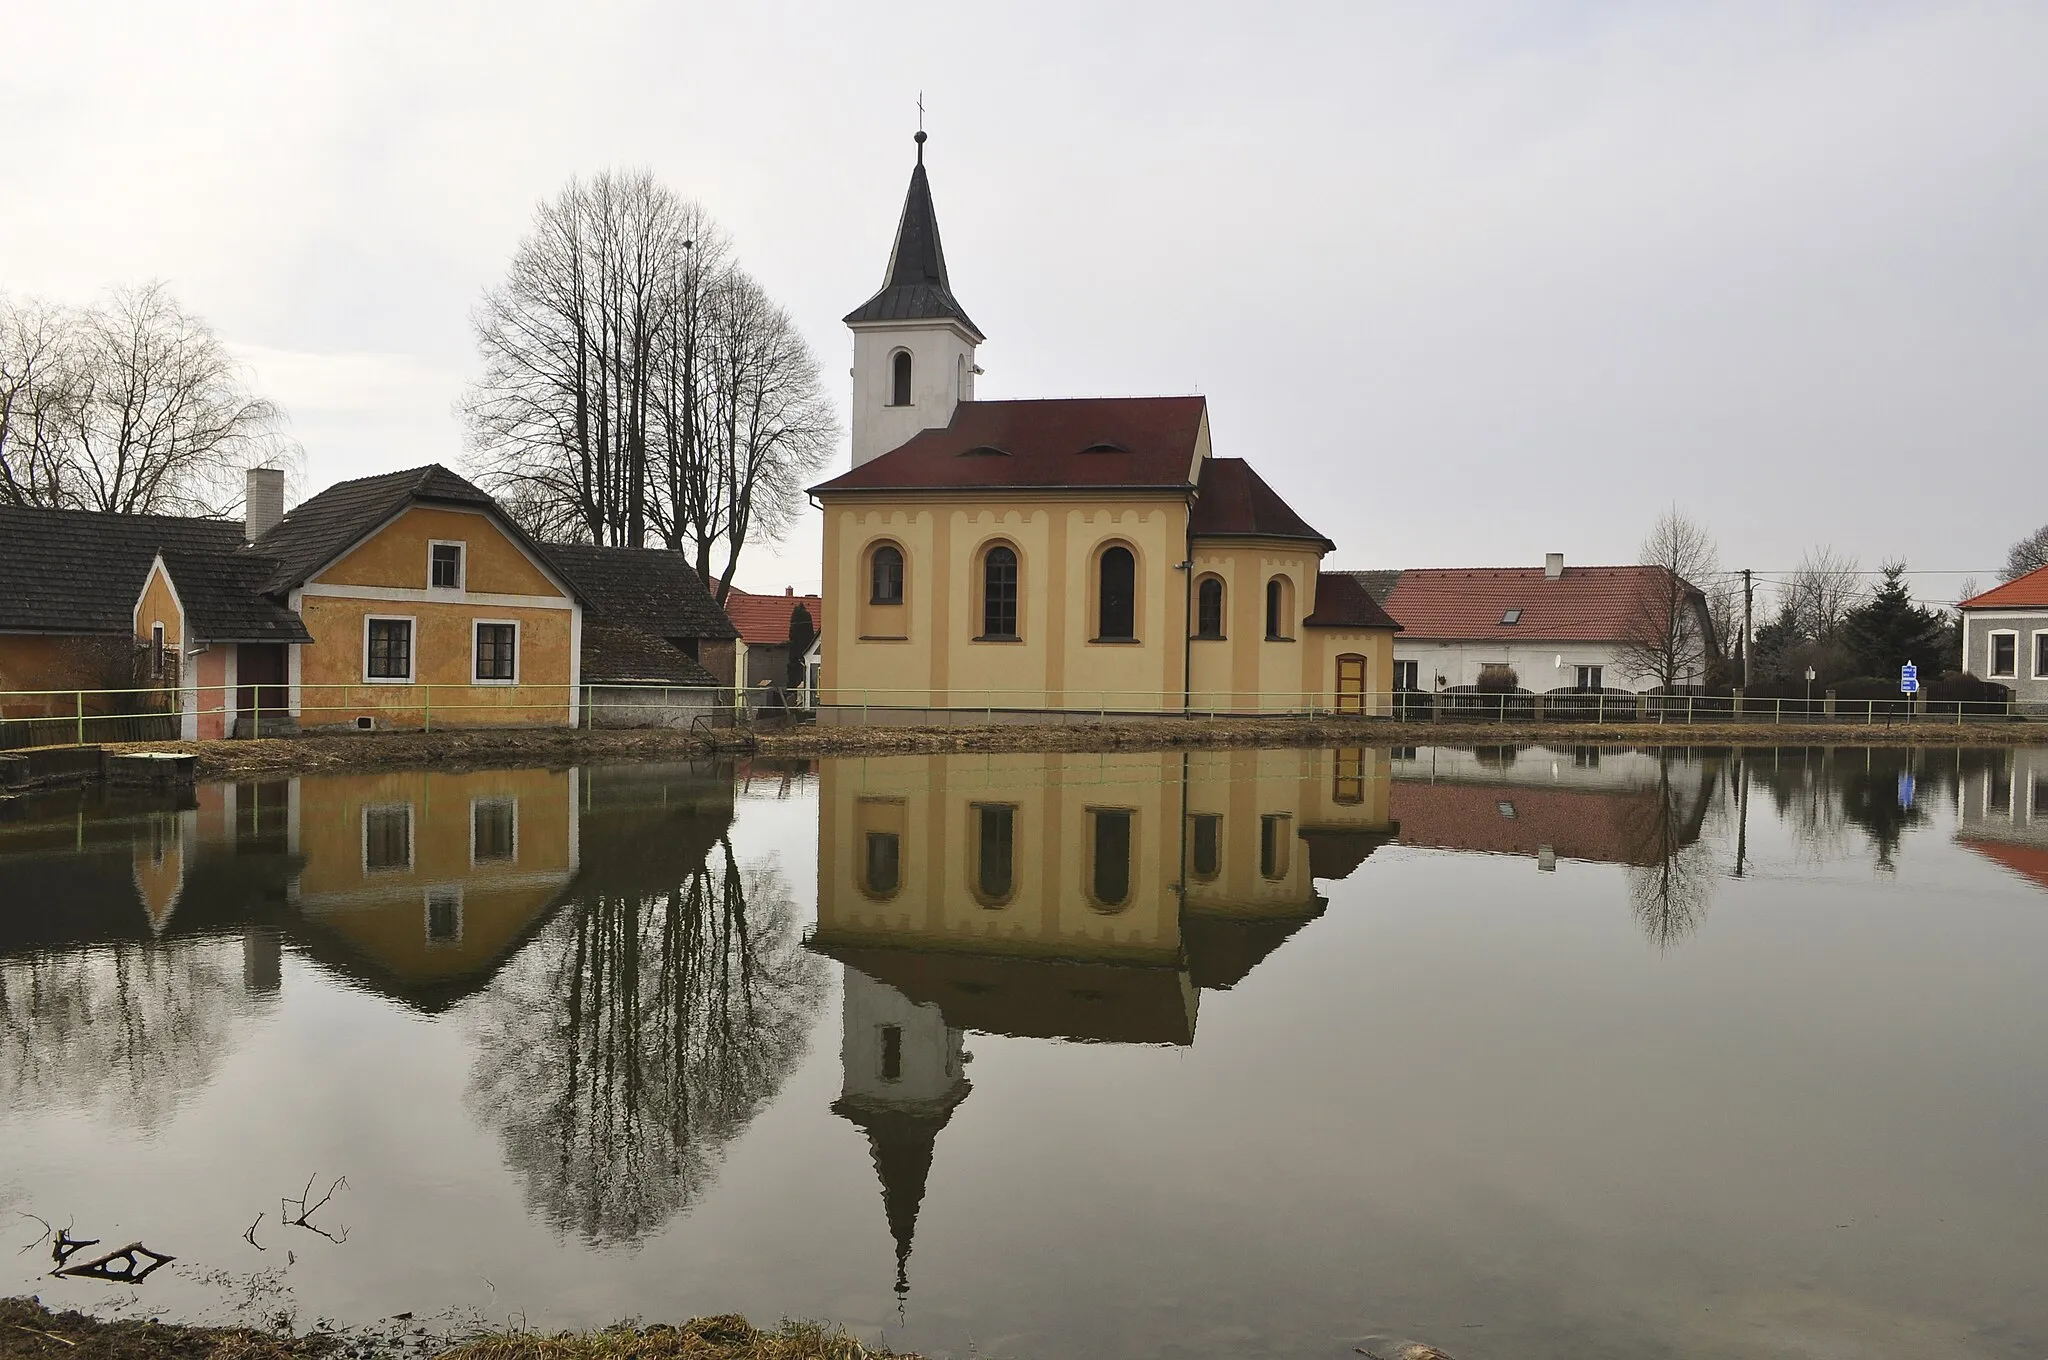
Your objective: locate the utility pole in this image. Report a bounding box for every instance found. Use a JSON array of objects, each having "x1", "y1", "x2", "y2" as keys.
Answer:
[{"x1": 1741, "y1": 567, "x2": 1755, "y2": 688}]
